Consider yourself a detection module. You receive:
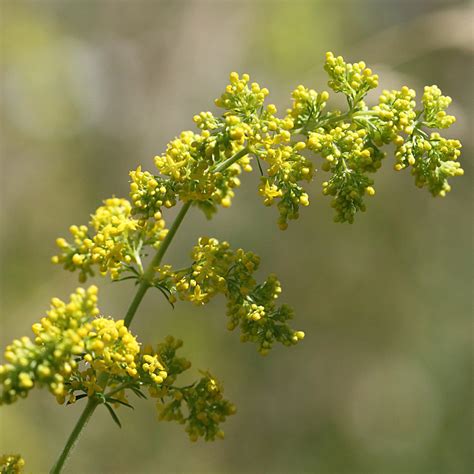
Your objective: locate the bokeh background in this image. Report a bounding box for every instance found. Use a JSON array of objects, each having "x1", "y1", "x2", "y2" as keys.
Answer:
[{"x1": 1, "y1": 1, "x2": 472, "y2": 473}]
